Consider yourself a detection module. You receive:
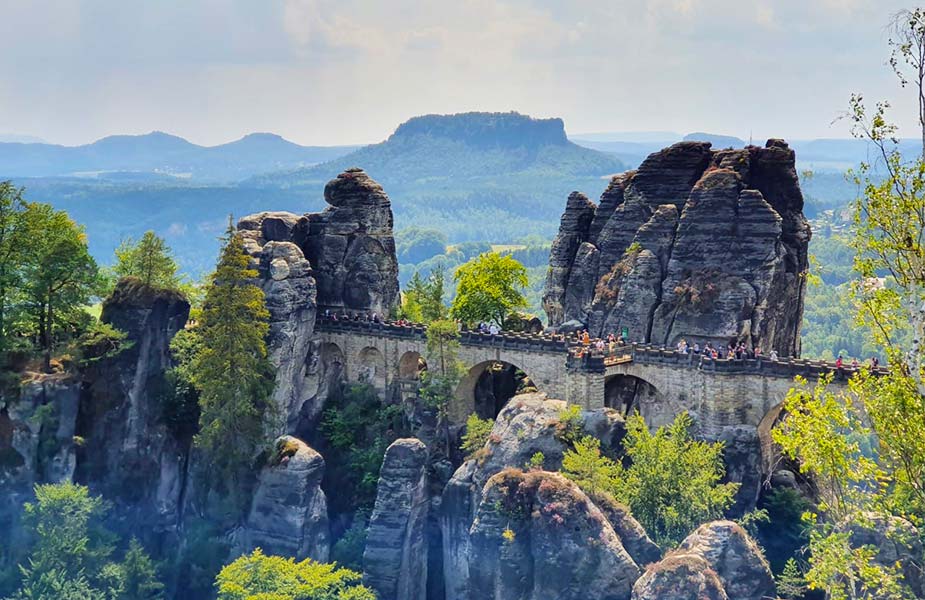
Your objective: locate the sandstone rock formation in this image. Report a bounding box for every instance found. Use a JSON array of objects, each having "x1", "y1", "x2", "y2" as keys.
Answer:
[
  {"x1": 441, "y1": 393, "x2": 632, "y2": 600},
  {"x1": 237, "y1": 435, "x2": 330, "y2": 562},
  {"x1": 363, "y1": 438, "x2": 429, "y2": 600},
  {"x1": 677, "y1": 520, "x2": 774, "y2": 600},
  {"x1": 544, "y1": 140, "x2": 810, "y2": 357},
  {"x1": 75, "y1": 278, "x2": 191, "y2": 533},
  {"x1": 631, "y1": 553, "x2": 728, "y2": 600},
  {"x1": 237, "y1": 168, "x2": 400, "y2": 428},
  {"x1": 469, "y1": 469, "x2": 640, "y2": 600},
  {"x1": 238, "y1": 214, "x2": 318, "y2": 430}
]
